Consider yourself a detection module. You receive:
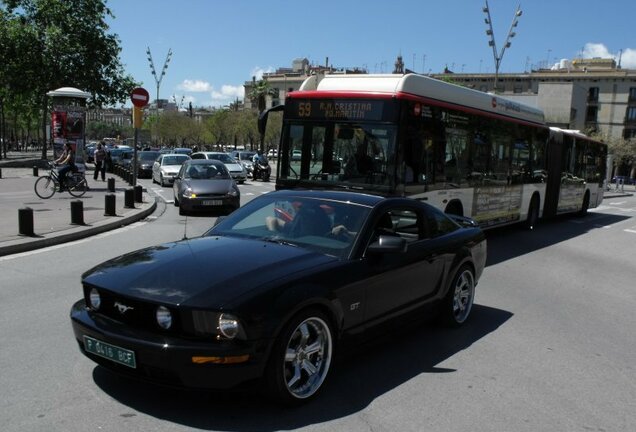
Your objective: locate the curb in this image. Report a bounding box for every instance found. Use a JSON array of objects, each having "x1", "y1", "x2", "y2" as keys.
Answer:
[{"x1": 0, "y1": 197, "x2": 157, "y2": 257}]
